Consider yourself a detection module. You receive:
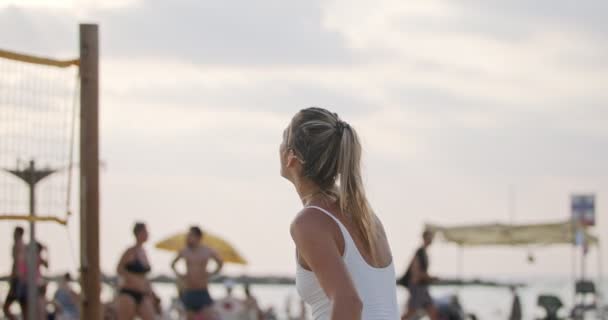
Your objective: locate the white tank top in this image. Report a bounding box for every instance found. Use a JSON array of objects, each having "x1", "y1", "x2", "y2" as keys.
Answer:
[{"x1": 295, "y1": 206, "x2": 400, "y2": 320}]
